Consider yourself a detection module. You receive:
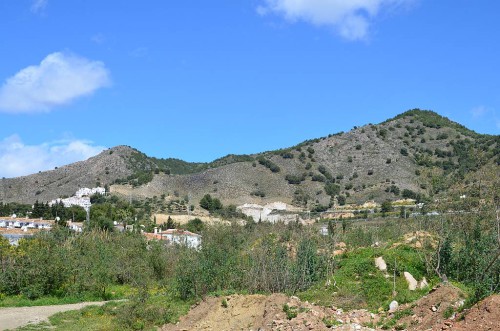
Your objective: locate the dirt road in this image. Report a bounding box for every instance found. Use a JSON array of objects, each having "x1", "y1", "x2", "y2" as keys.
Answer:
[{"x1": 0, "y1": 301, "x2": 109, "y2": 330}]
